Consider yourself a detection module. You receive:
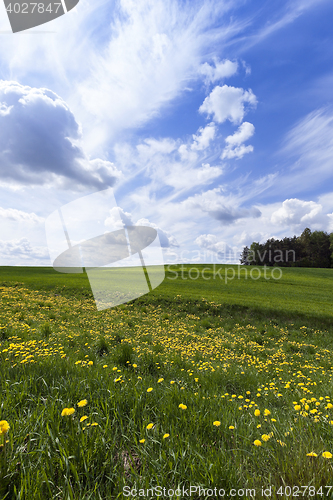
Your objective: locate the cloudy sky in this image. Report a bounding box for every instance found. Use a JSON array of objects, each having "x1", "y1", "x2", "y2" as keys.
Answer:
[{"x1": 0, "y1": 0, "x2": 333, "y2": 266}]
